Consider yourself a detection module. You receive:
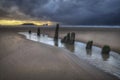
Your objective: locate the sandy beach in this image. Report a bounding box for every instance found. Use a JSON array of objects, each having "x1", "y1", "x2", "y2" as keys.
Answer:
[
  {"x1": 0, "y1": 27, "x2": 119, "y2": 80},
  {"x1": 1, "y1": 26, "x2": 119, "y2": 53},
  {"x1": 43, "y1": 27, "x2": 120, "y2": 53}
]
